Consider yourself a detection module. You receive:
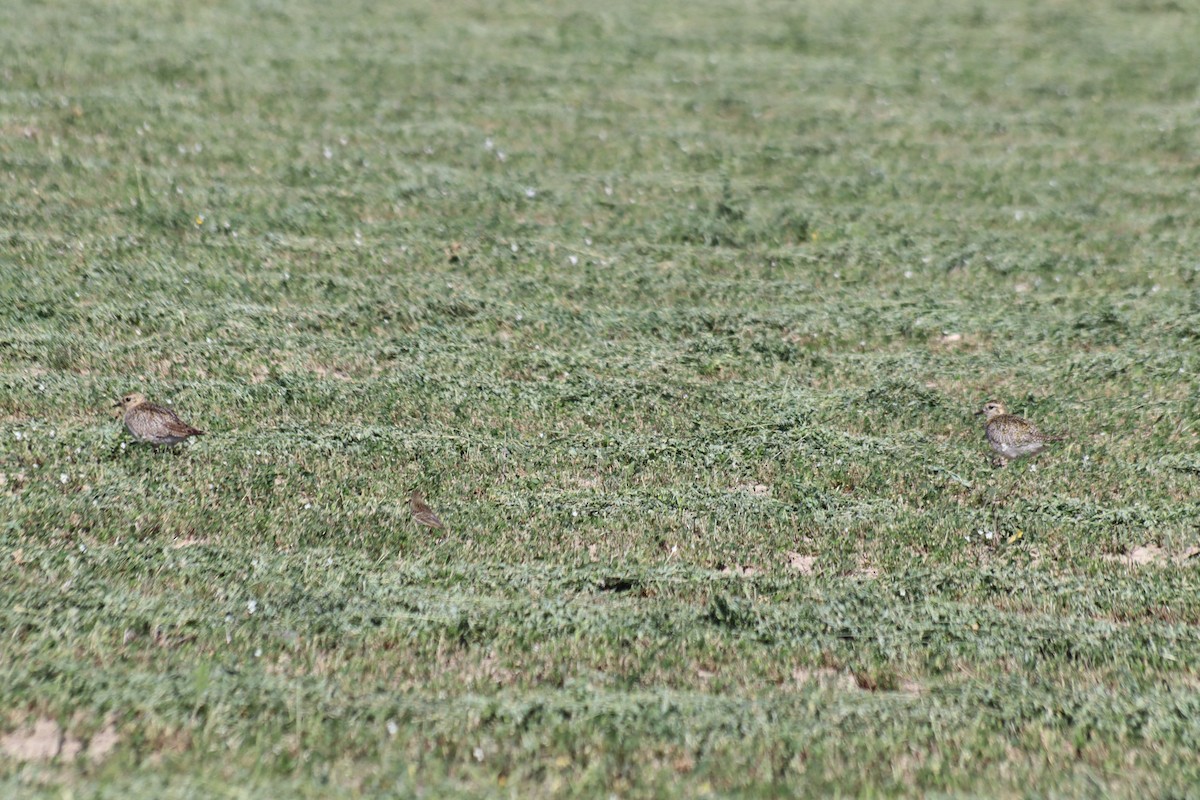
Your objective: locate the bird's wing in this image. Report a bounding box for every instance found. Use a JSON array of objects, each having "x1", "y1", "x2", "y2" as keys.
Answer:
[
  {"x1": 146, "y1": 404, "x2": 204, "y2": 436},
  {"x1": 1006, "y1": 420, "x2": 1045, "y2": 445},
  {"x1": 416, "y1": 509, "x2": 445, "y2": 529},
  {"x1": 411, "y1": 493, "x2": 446, "y2": 529}
]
